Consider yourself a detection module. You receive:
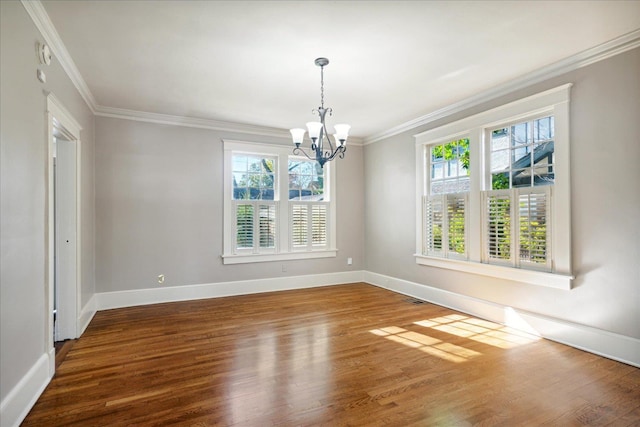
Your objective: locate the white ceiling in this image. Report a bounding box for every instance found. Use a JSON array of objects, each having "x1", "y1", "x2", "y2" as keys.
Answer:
[{"x1": 41, "y1": 1, "x2": 640, "y2": 140}]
